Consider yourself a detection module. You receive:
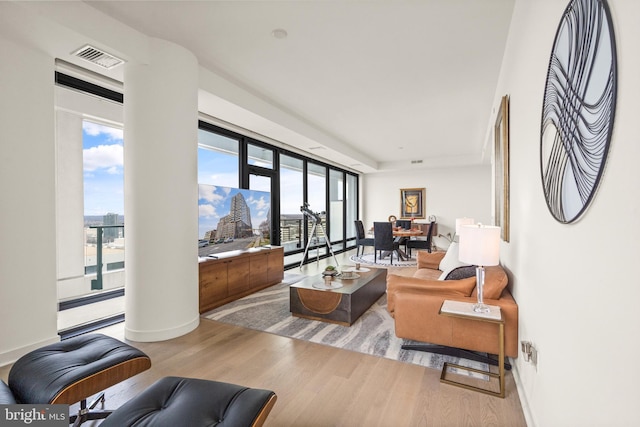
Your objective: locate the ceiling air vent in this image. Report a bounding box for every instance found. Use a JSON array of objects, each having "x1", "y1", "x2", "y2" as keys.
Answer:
[
  {"x1": 411, "y1": 160, "x2": 423, "y2": 164},
  {"x1": 72, "y1": 45, "x2": 124, "y2": 70}
]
